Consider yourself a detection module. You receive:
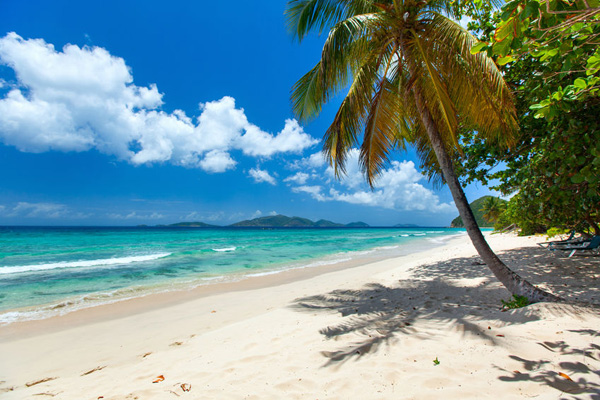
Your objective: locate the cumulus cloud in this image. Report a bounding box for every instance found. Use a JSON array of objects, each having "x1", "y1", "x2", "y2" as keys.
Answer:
[
  {"x1": 290, "y1": 151, "x2": 327, "y2": 170},
  {"x1": 291, "y1": 185, "x2": 327, "y2": 201},
  {"x1": 239, "y1": 119, "x2": 317, "y2": 157},
  {"x1": 249, "y1": 167, "x2": 277, "y2": 185},
  {"x1": 284, "y1": 172, "x2": 310, "y2": 185},
  {"x1": 0, "y1": 33, "x2": 317, "y2": 172},
  {"x1": 290, "y1": 149, "x2": 454, "y2": 213},
  {"x1": 199, "y1": 150, "x2": 237, "y2": 173}
]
